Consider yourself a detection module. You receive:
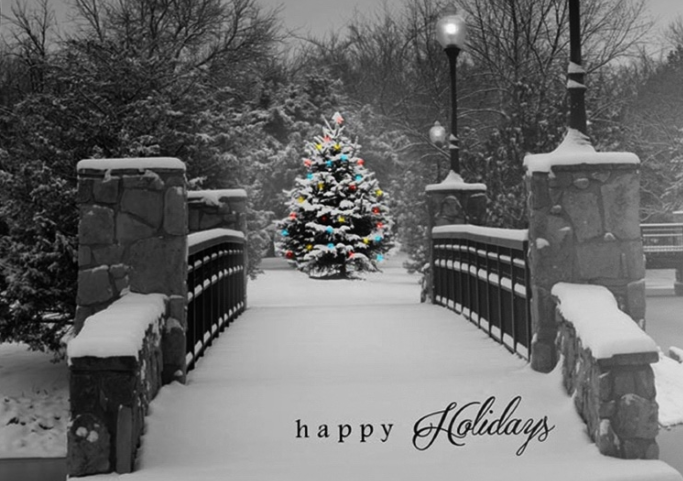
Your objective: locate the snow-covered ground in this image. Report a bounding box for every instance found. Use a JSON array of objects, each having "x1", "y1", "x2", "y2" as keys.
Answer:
[
  {"x1": 1, "y1": 254, "x2": 682, "y2": 481},
  {"x1": 0, "y1": 343, "x2": 68, "y2": 457}
]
